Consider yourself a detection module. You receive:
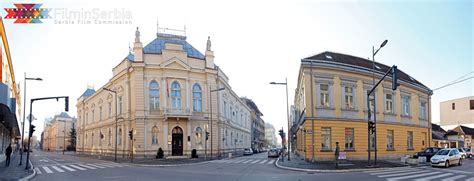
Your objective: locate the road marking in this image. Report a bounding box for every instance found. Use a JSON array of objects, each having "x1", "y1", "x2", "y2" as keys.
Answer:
[
  {"x1": 233, "y1": 159, "x2": 245, "y2": 163},
  {"x1": 364, "y1": 167, "x2": 414, "y2": 173},
  {"x1": 42, "y1": 166, "x2": 53, "y2": 174},
  {"x1": 242, "y1": 160, "x2": 253, "y2": 163},
  {"x1": 440, "y1": 175, "x2": 466, "y2": 181},
  {"x1": 51, "y1": 166, "x2": 65, "y2": 173},
  {"x1": 35, "y1": 167, "x2": 42, "y2": 174},
  {"x1": 259, "y1": 160, "x2": 267, "y2": 164},
  {"x1": 250, "y1": 160, "x2": 260, "y2": 164},
  {"x1": 267, "y1": 160, "x2": 275, "y2": 164},
  {"x1": 77, "y1": 164, "x2": 97, "y2": 169},
  {"x1": 370, "y1": 168, "x2": 420, "y2": 175},
  {"x1": 386, "y1": 172, "x2": 440, "y2": 181},
  {"x1": 379, "y1": 170, "x2": 430, "y2": 178},
  {"x1": 60, "y1": 165, "x2": 76, "y2": 172},
  {"x1": 95, "y1": 163, "x2": 118, "y2": 168},
  {"x1": 69, "y1": 164, "x2": 87, "y2": 170},
  {"x1": 87, "y1": 163, "x2": 106, "y2": 168},
  {"x1": 414, "y1": 173, "x2": 453, "y2": 181}
]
